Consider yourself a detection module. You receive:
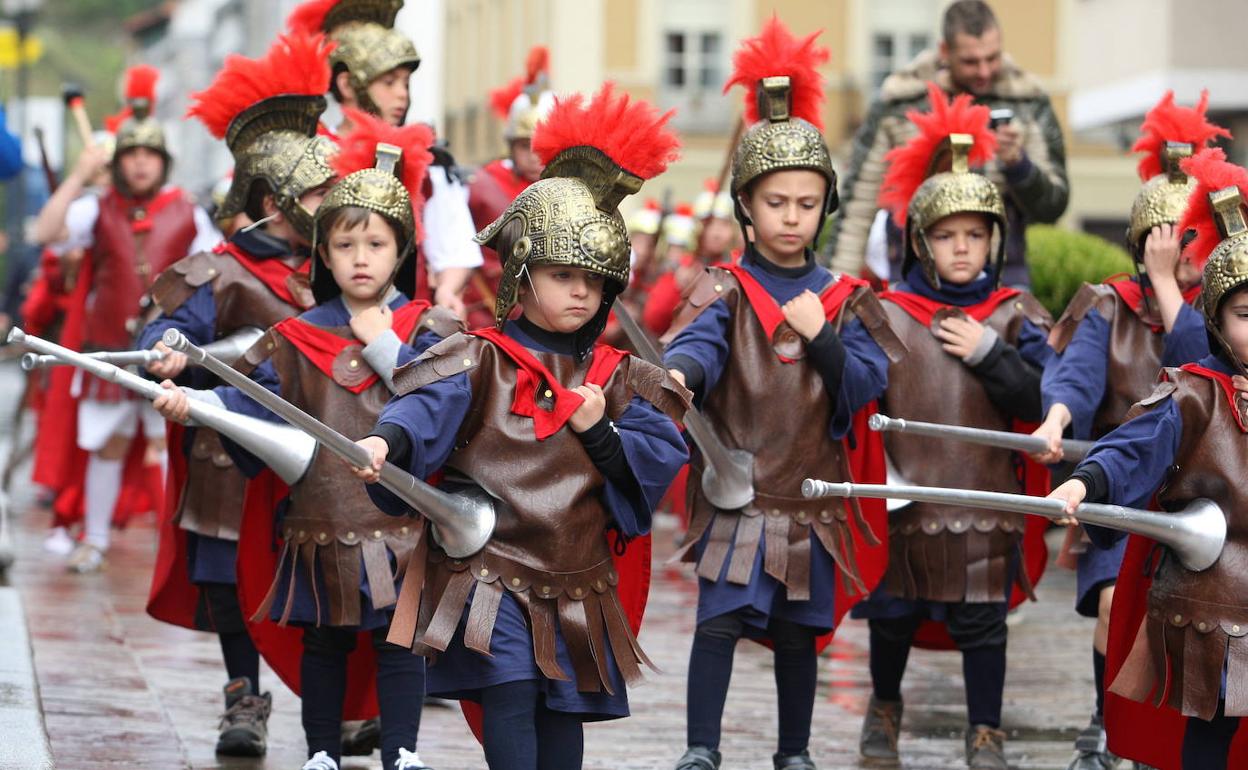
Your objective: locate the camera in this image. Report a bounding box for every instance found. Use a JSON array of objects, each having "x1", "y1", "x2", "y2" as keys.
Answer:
[{"x1": 988, "y1": 108, "x2": 1015, "y2": 130}]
